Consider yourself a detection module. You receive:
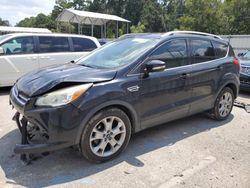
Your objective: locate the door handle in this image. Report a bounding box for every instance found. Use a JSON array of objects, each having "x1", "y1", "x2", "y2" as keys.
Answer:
[
  {"x1": 180, "y1": 73, "x2": 190, "y2": 79},
  {"x1": 217, "y1": 66, "x2": 223, "y2": 71}
]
